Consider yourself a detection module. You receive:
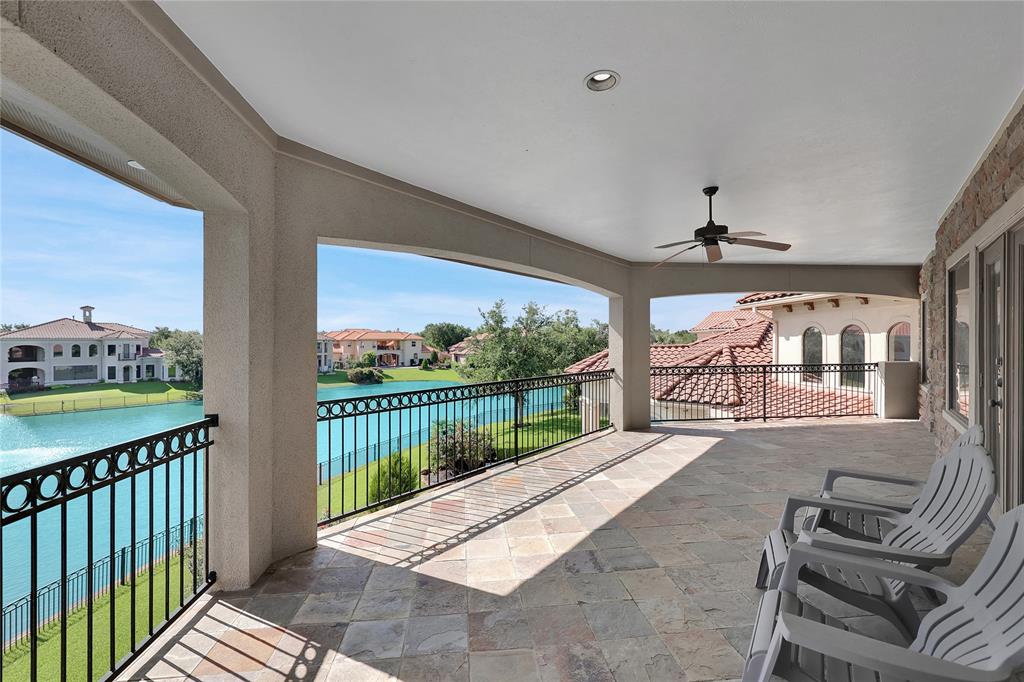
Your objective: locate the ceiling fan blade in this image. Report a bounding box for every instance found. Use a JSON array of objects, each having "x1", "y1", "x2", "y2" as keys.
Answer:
[
  {"x1": 705, "y1": 242, "x2": 723, "y2": 263},
  {"x1": 724, "y1": 231, "x2": 766, "y2": 238},
  {"x1": 652, "y1": 243, "x2": 702, "y2": 268},
  {"x1": 654, "y1": 239, "x2": 699, "y2": 249},
  {"x1": 728, "y1": 237, "x2": 792, "y2": 251}
]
